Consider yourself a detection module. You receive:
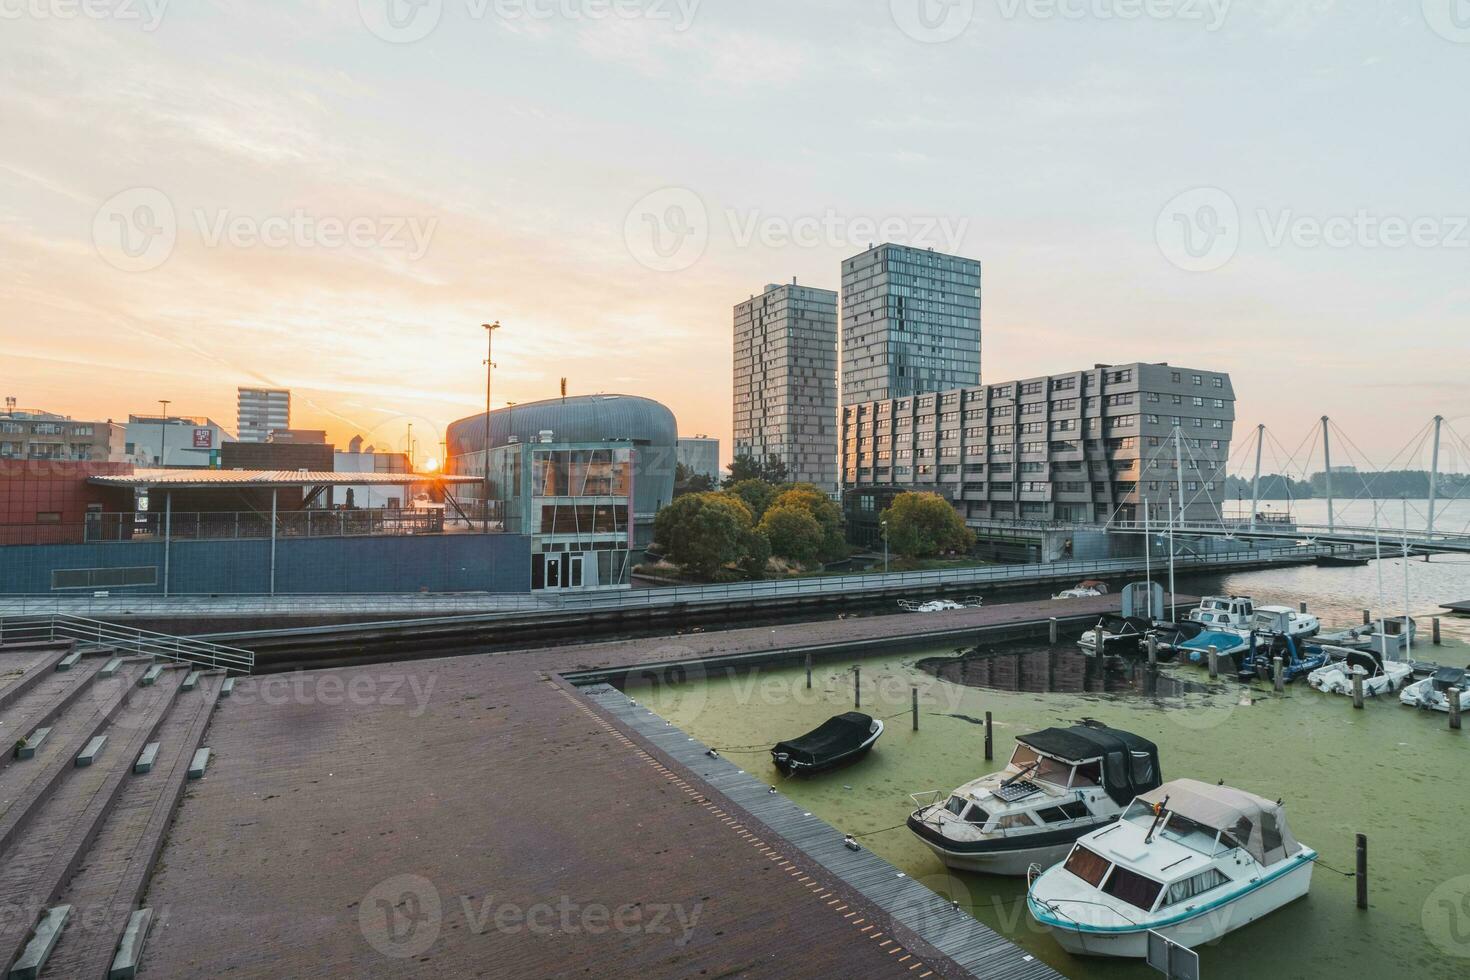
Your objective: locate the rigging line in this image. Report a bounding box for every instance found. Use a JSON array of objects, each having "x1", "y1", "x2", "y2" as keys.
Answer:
[
  {"x1": 1329, "y1": 417, "x2": 1433, "y2": 506},
  {"x1": 847, "y1": 821, "x2": 912, "y2": 839}
]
